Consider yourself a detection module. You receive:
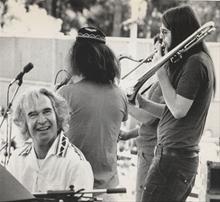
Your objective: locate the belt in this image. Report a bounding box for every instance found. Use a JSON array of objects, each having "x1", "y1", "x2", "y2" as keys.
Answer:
[{"x1": 154, "y1": 146, "x2": 199, "y2": 158}]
